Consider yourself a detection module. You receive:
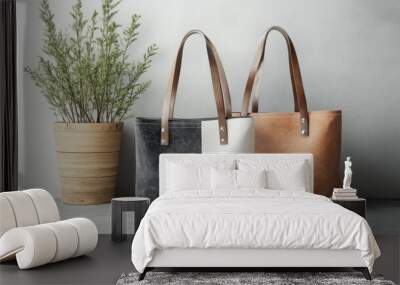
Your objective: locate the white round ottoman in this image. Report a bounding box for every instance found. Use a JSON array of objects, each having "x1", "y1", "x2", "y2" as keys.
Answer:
[{"x1": 0, "y1": 218, "x2": 98, "y2": 269}]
